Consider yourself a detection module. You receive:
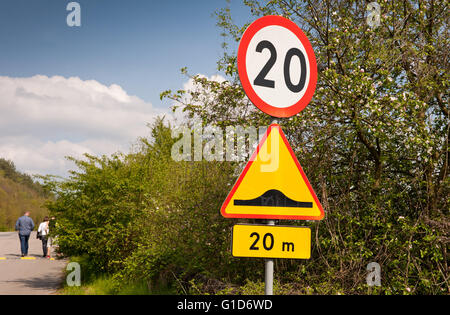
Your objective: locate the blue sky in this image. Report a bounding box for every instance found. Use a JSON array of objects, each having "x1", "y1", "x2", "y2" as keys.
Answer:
[
  {"x1": 0, "y1": 0, "x2": 252, "y2": 177},
  {"x1": 0, "y1": 0, "x2": 250, "y2": 108}
]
